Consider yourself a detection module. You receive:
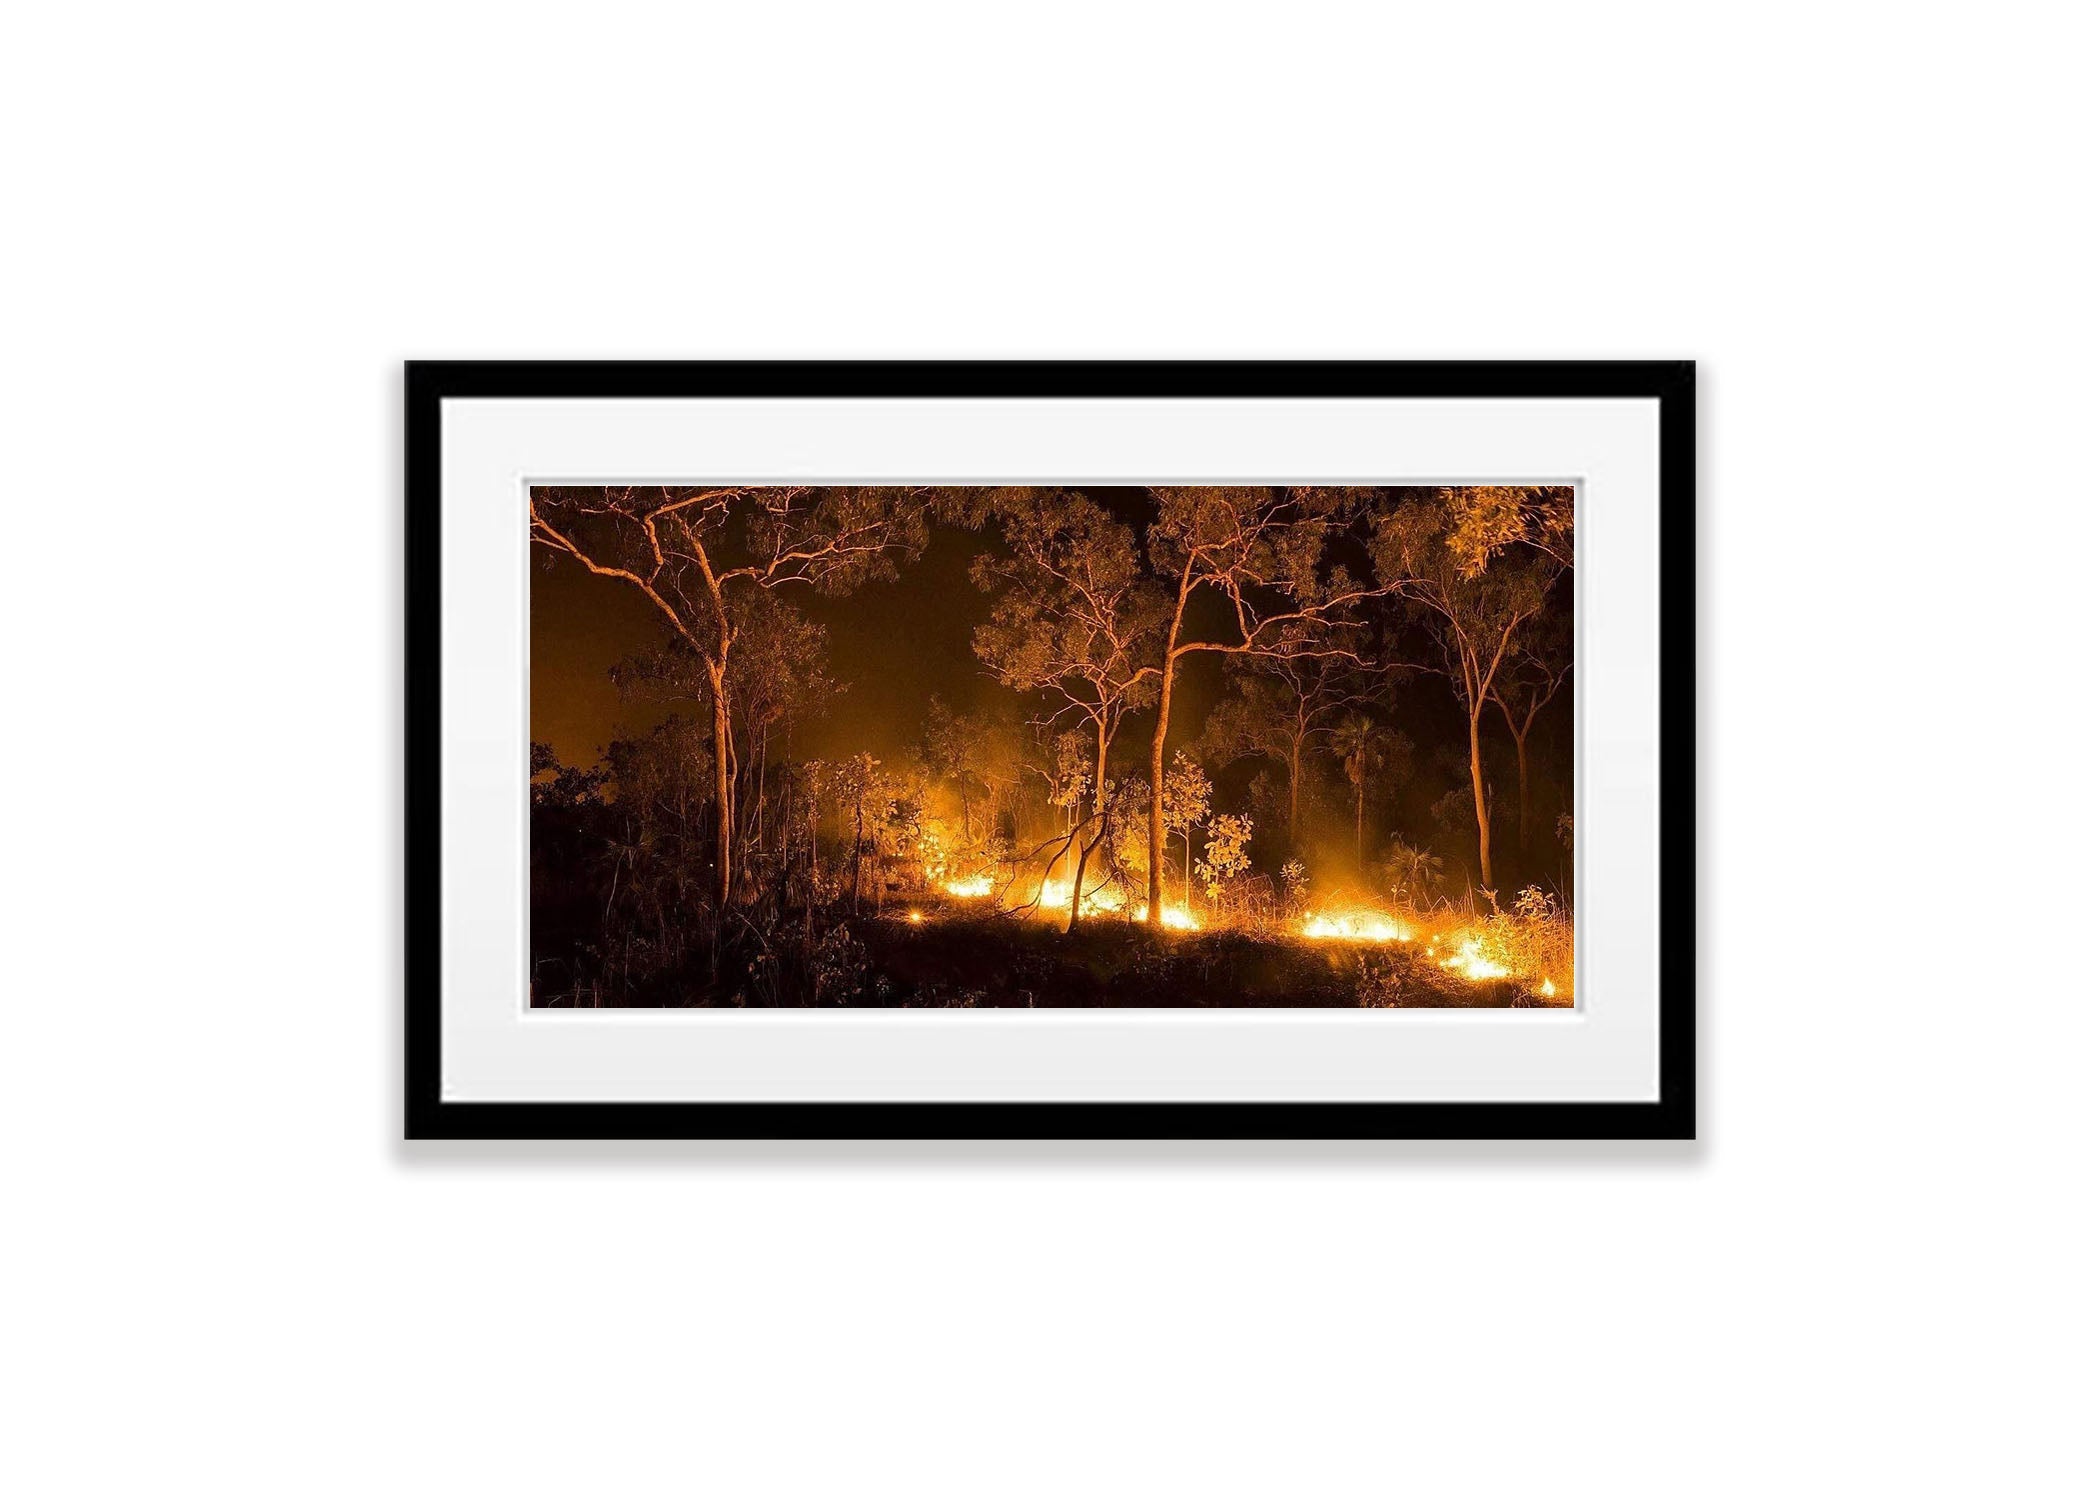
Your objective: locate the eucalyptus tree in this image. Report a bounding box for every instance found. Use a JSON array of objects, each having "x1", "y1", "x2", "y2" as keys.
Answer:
[
  {"x1": 1371, "y1": 487, "x2": 1571, "y2": 893},
  {"x1": 1442, "y1": 485, "x2": 1575, "y2": 579},
  {"x1": 529, "y1": 485, "x2": 927, "y2": 907},
  {"x1": 612, "y1": 589, "x2": 837, "y2": 867},
  {"x1": 972, "y1": 491, "x2": 1165, "y2": 933},
  {"x1": 1136, "y1": 487, "x2": 1388, "y2": 925}
]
